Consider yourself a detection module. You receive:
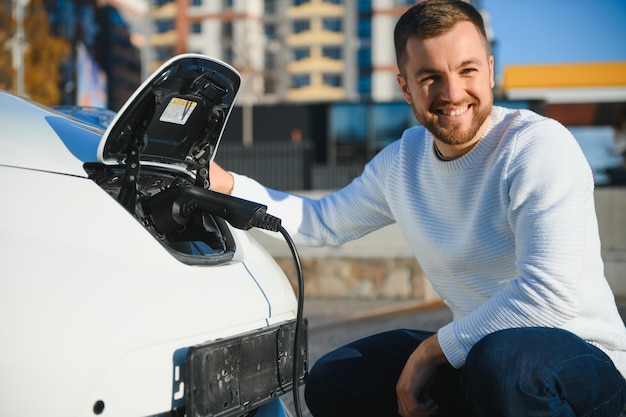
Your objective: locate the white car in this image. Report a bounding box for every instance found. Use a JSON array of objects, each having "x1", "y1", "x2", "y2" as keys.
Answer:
[{"x1": 0, "y1": 54, "x2": 306, "y2": 417}]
